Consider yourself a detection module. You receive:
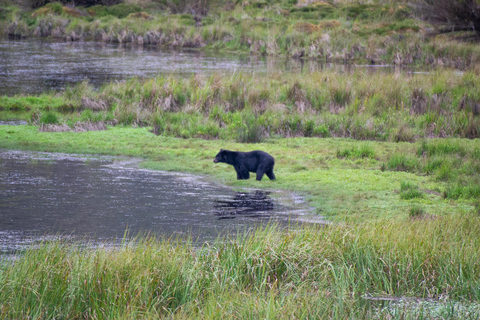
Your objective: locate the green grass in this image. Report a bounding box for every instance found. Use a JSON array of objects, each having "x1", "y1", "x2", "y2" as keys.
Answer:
[
  {"x1": 408, "y1": 204, "x2": 426, "y2": 218},
  {"x1": 0, "y1": 95, "x2": 66, "y2": 112}
]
